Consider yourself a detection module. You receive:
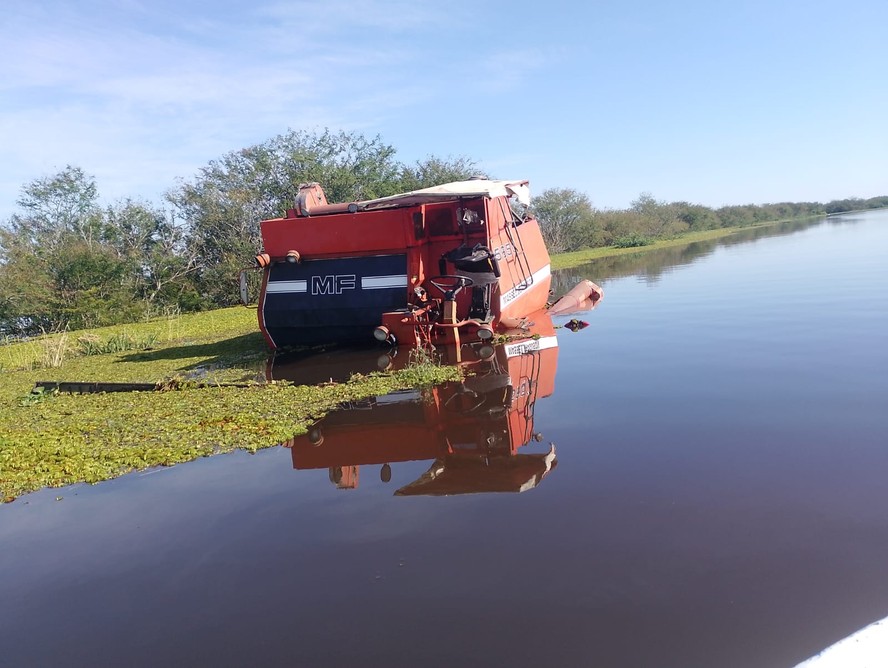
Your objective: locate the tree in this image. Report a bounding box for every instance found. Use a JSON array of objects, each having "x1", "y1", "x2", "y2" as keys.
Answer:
[
  {"x1": 0, "y1": 169, "x2": 199, "y2": 334},
  {"x1": 103, "y1": 200, "x2": 200, "y2": 307},
  {"x1": 397, "y1": 155, "x2": 481, "y2": 192},
  {"x1": 169, "y1": 129, "x2": 406, "y2": 305},
  {"x1": 0, "y1": 227, "x2": 58, "y2": 335},
  {"x1": 674, "y1": 202, "x2": 720, "y2": 231},
  {"x1": 0, "y1": 166, "x2": 108, "y2": 333},
  {"x1": 13, "y1": 165, "x2": 102, "y2": 252},
  {"x1": 532, "y1": 188, "x2": 597, "y2": 253},
  {"x1": 630, "y1": 192, "x2": 686, "y2": 238}
]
